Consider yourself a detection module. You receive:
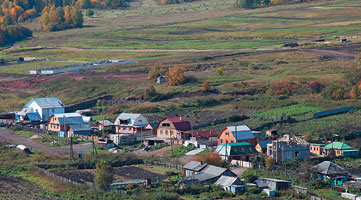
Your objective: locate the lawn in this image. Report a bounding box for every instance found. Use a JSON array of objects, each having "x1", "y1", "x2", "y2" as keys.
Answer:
[{"x1": 165, "y1": 145, "x2": 196, "y2": 158}]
